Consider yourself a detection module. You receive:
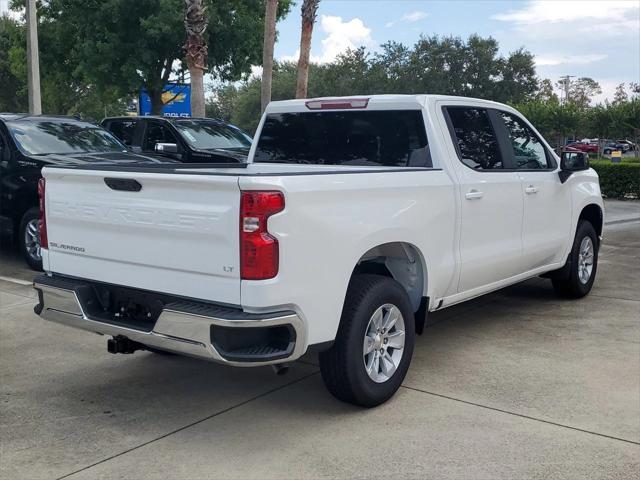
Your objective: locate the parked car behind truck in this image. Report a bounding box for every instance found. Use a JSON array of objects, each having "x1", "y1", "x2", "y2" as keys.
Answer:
[
  {"x1": 33, "y1": 95, "x2": 603, "y2": 407},
  {"x1": 0, "y1": 114, "x2": 175, "y2": 270},
  {"x1": 102, "y1": 116, "x2": 252, "y2": 163}
]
